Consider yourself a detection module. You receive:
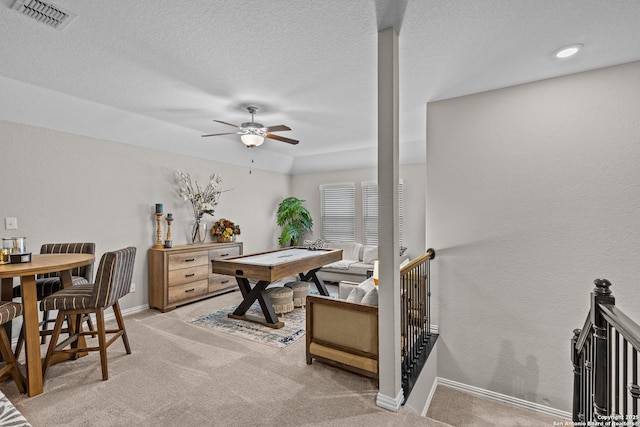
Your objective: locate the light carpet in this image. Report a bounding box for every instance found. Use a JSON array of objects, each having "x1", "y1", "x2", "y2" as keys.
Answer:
[
  {"x1": 190, "y1": 304, "x2": 306, "y2": 348},
  {"x1": 2, "y1": 288, "x2": 565, "y2": 426}
]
